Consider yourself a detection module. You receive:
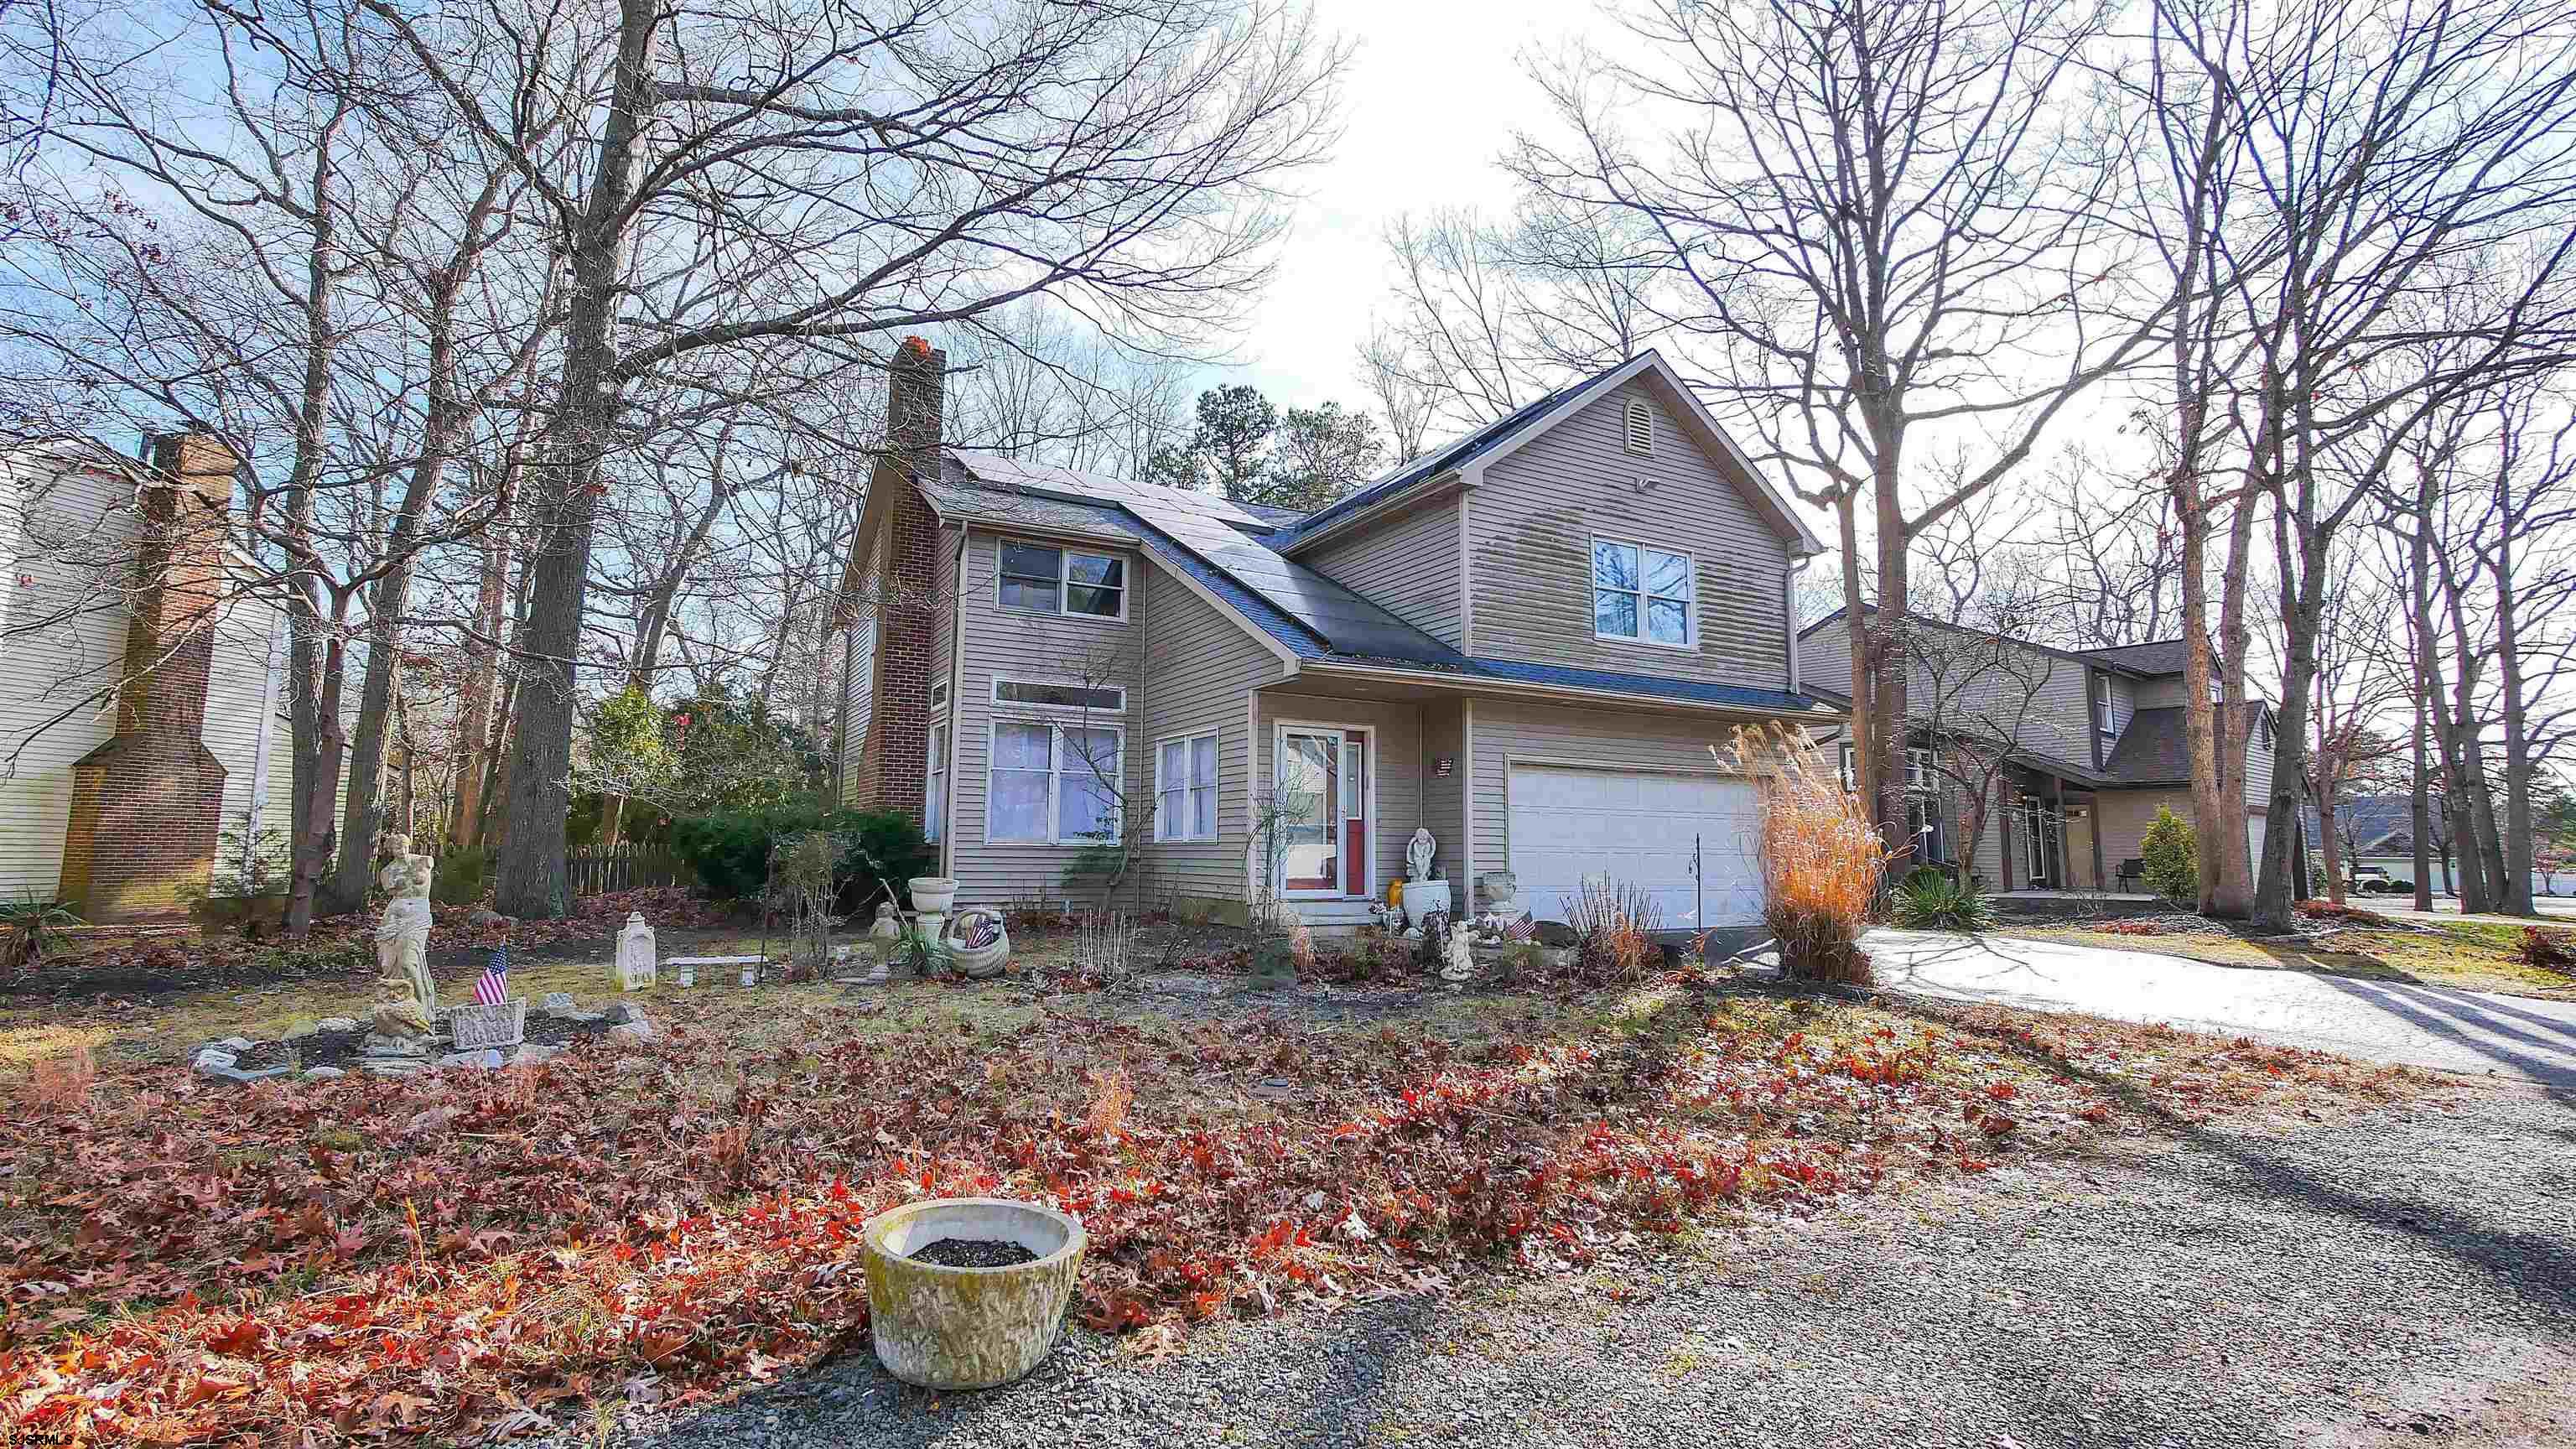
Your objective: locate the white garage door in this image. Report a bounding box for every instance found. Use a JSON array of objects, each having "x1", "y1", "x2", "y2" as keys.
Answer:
[{"x1": 1508, "y1": 764, "x2": 1764, "y2": 929}]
